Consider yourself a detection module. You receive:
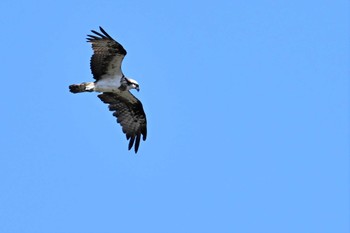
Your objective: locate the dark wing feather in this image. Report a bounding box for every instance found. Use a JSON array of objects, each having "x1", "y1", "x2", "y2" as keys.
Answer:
[
  {"x1": 98, "y1": 92, "x2": 147, "y2": 153},
  {"x1": 87, "y1": 26, "x2": 127, "y2": 80}
]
